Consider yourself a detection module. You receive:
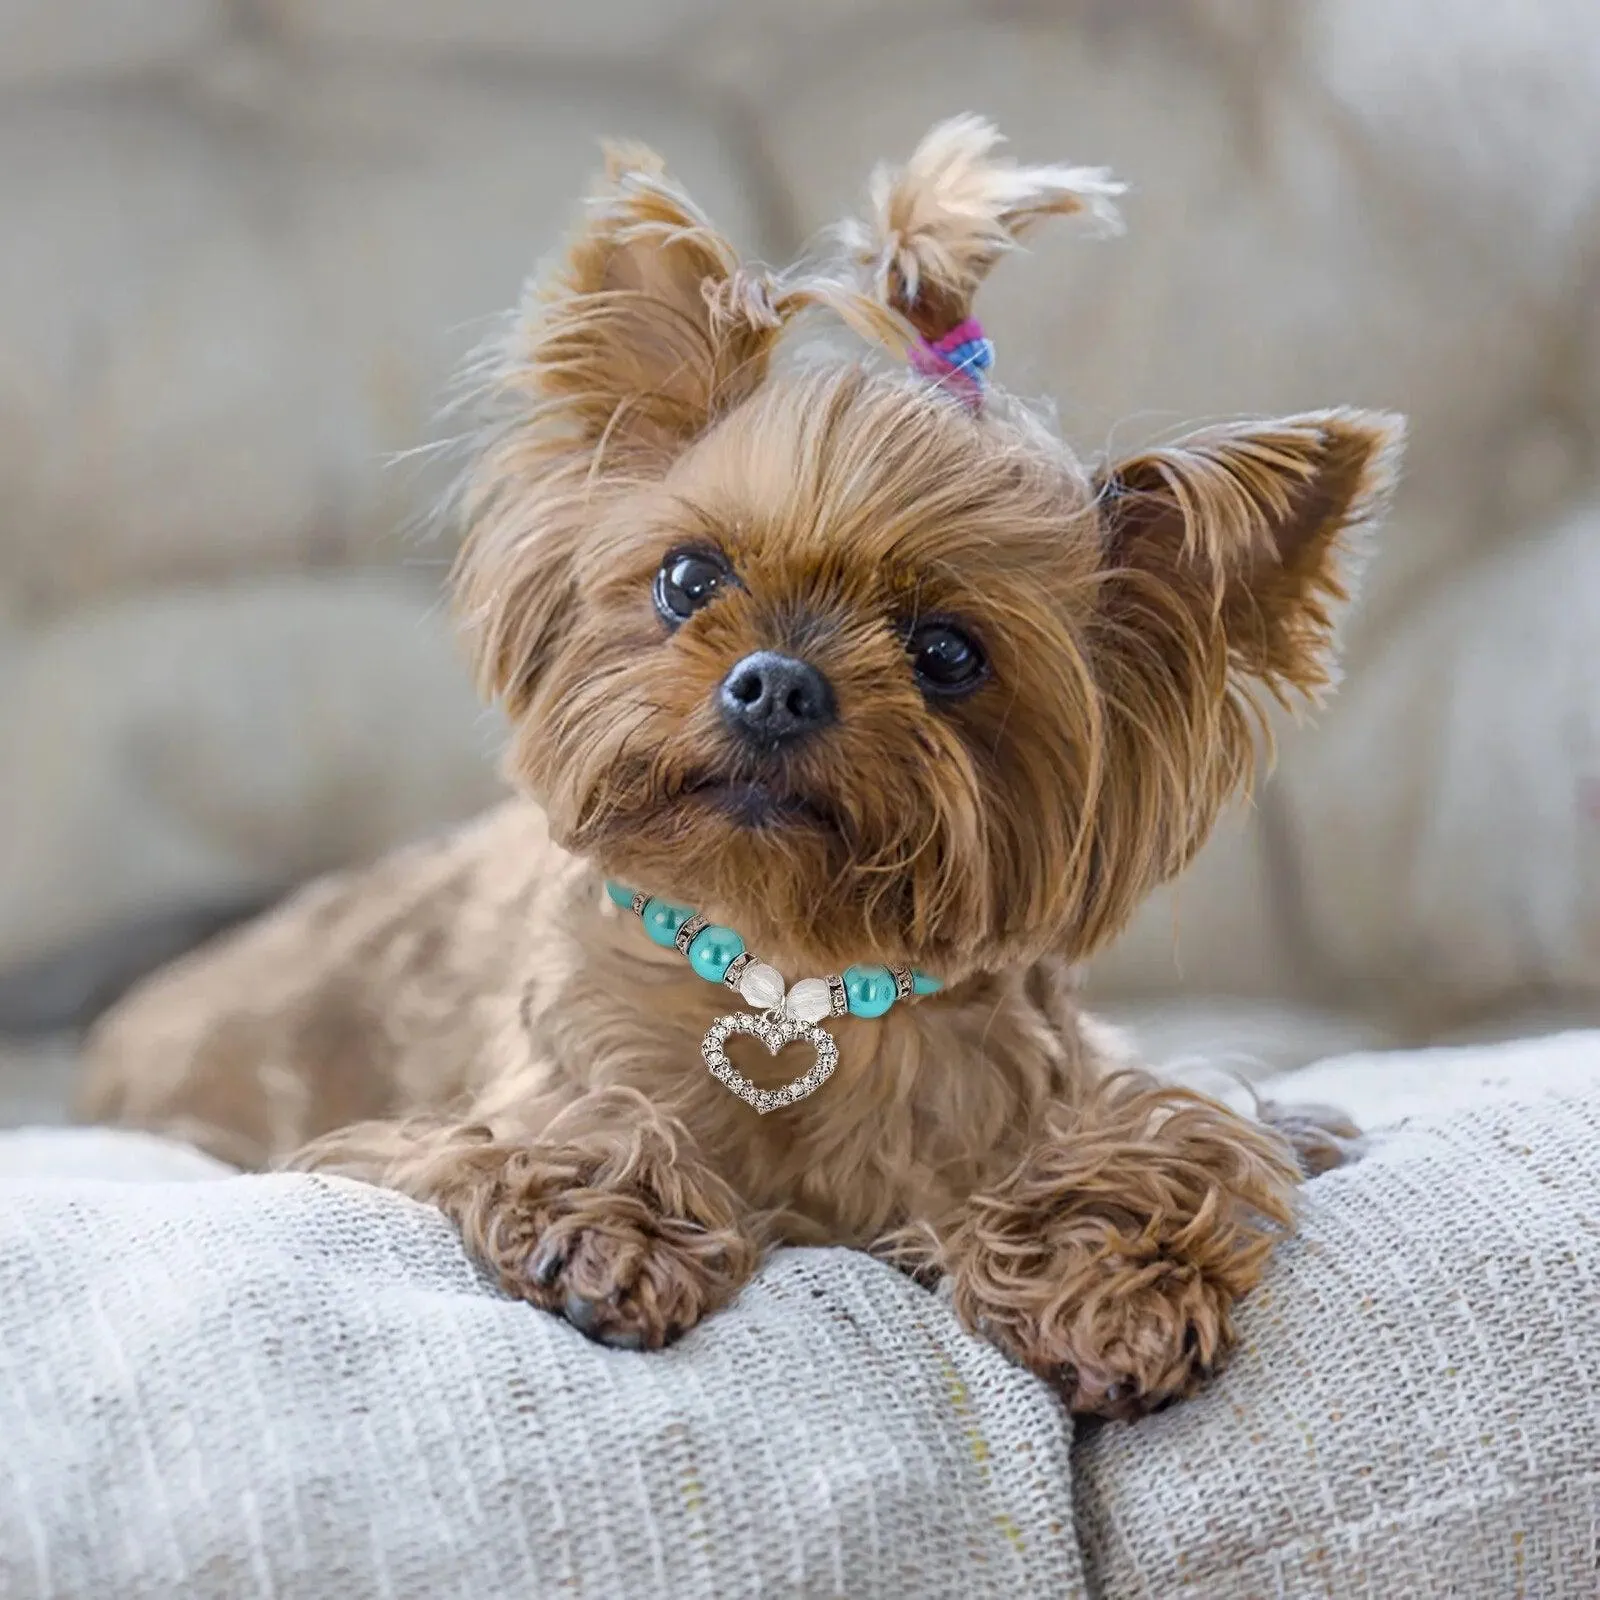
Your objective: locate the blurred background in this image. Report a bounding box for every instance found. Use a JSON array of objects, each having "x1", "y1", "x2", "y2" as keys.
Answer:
[{"x1": 2, "y1": 0, "x2": 1597, "y2": 1123}]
